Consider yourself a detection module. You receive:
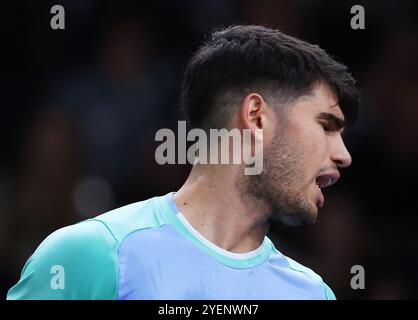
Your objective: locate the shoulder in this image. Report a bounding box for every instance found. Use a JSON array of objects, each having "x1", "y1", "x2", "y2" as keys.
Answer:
[
  {"x1": 269, "y1": 245, "x2": 336, "y2": 300},
  {"x1": 7, "y1": 194, "x2": 171, "y2": 300},
  {"x1": 7, "y1": 220, "x2": 118, "y2": 299},
  {"x1": 91, "y1": 194, "x2": 169, "y2": 244},
  {"x1": 284, "y1": 255, "x2": 336, "y2": 300}
]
